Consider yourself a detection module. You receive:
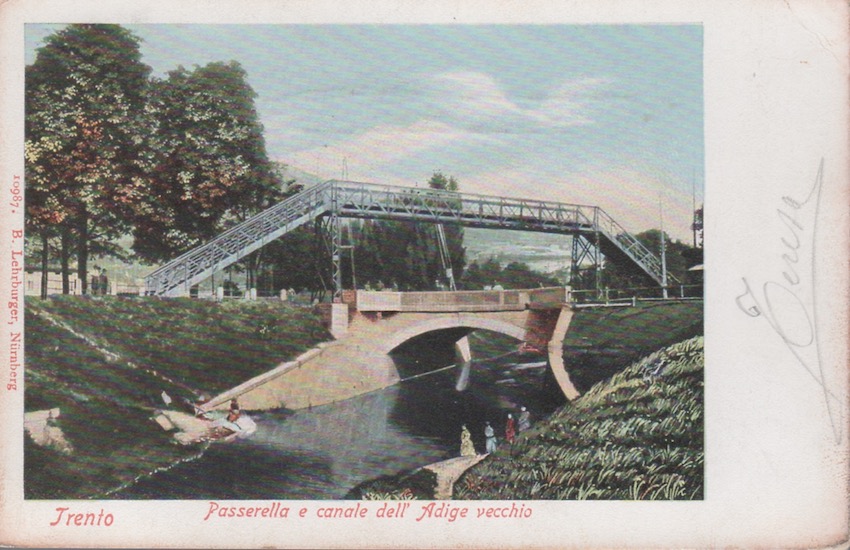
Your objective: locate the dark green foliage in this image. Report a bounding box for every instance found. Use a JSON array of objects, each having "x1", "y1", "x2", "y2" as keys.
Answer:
[
  {"x1": 255, "y1": 226, "x2": 325, "y2": 295},
  {"x1": 454, "y1": 337, "x2": 704, "y2": 500},
  {"x1": 349, "y1": 468, "x2": 438, "y2": 501},
  {"x1": 133, "y1": 60, "x2": 282, "y2": 263},
  {"x1": 587, "y1": 229, "x2": 699, "y2": 292},
  {"x1": 349, "y1": 221, "x2": 445, "y2": 291},
  {"x1": 26, "y1": 25, "x2": 283, "y2": 294},
  {"x1": 334, "y1": 172, "x2": 467, "y2": 292},
  {"x1": 24, "y1": 297, "x2": 331, "y2": 498}
]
